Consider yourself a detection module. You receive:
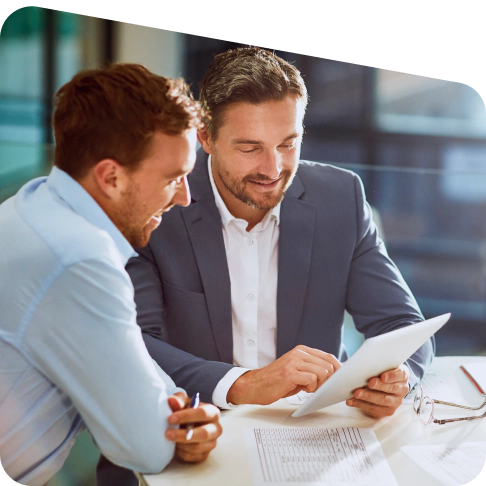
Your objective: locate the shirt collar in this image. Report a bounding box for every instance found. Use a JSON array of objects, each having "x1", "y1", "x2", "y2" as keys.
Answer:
[
  {"x1": 207, "y1": 155, "x2": 281, "y2": 230},
  {"x1": 46, "y1": 166, "x2": 137, "y2": 264}
]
